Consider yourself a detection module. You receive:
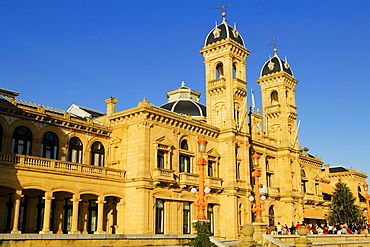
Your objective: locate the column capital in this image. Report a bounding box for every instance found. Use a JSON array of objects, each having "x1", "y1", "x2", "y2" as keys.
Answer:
[
  {"x1": 12, "y1": 194, "x2": 24, "y2": 201},
  {"x1": 96, "y1": 196, "x2": 106, "y2": 204},
  {"x1": 42, "y1": 196, "x2": 55, "y2": 201}
]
